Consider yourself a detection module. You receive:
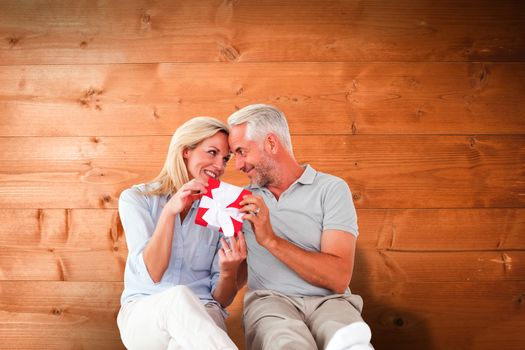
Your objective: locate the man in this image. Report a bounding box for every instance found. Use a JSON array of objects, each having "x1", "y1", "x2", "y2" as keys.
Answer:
[{"x1": 228, "y1": 104, "x2": 373, "y2": 350}]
